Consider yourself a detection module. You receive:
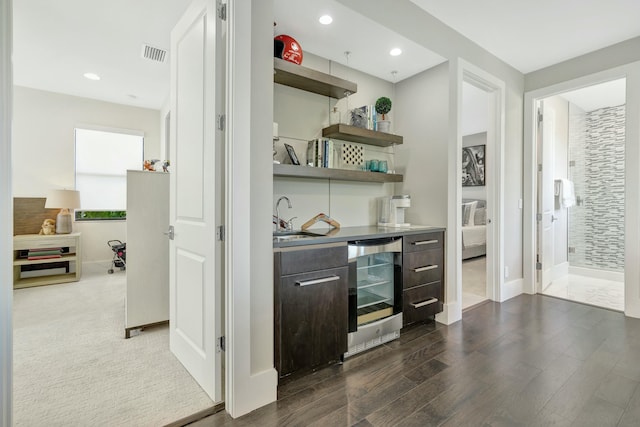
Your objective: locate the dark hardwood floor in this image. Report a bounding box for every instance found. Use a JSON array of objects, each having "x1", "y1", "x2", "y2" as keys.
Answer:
[{"x1": 187, "y1": 295, "x2": 640, "y2": 426}]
